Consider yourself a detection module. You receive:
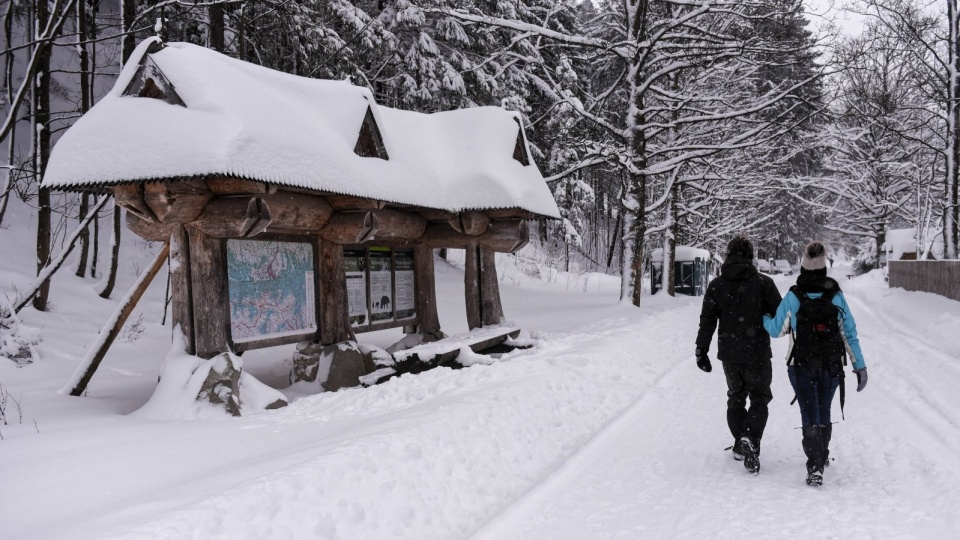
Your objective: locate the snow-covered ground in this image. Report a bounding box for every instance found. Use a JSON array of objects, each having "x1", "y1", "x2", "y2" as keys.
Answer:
[{"x1": 2, "y1": 201, "x2": 959, "y2": 539}]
